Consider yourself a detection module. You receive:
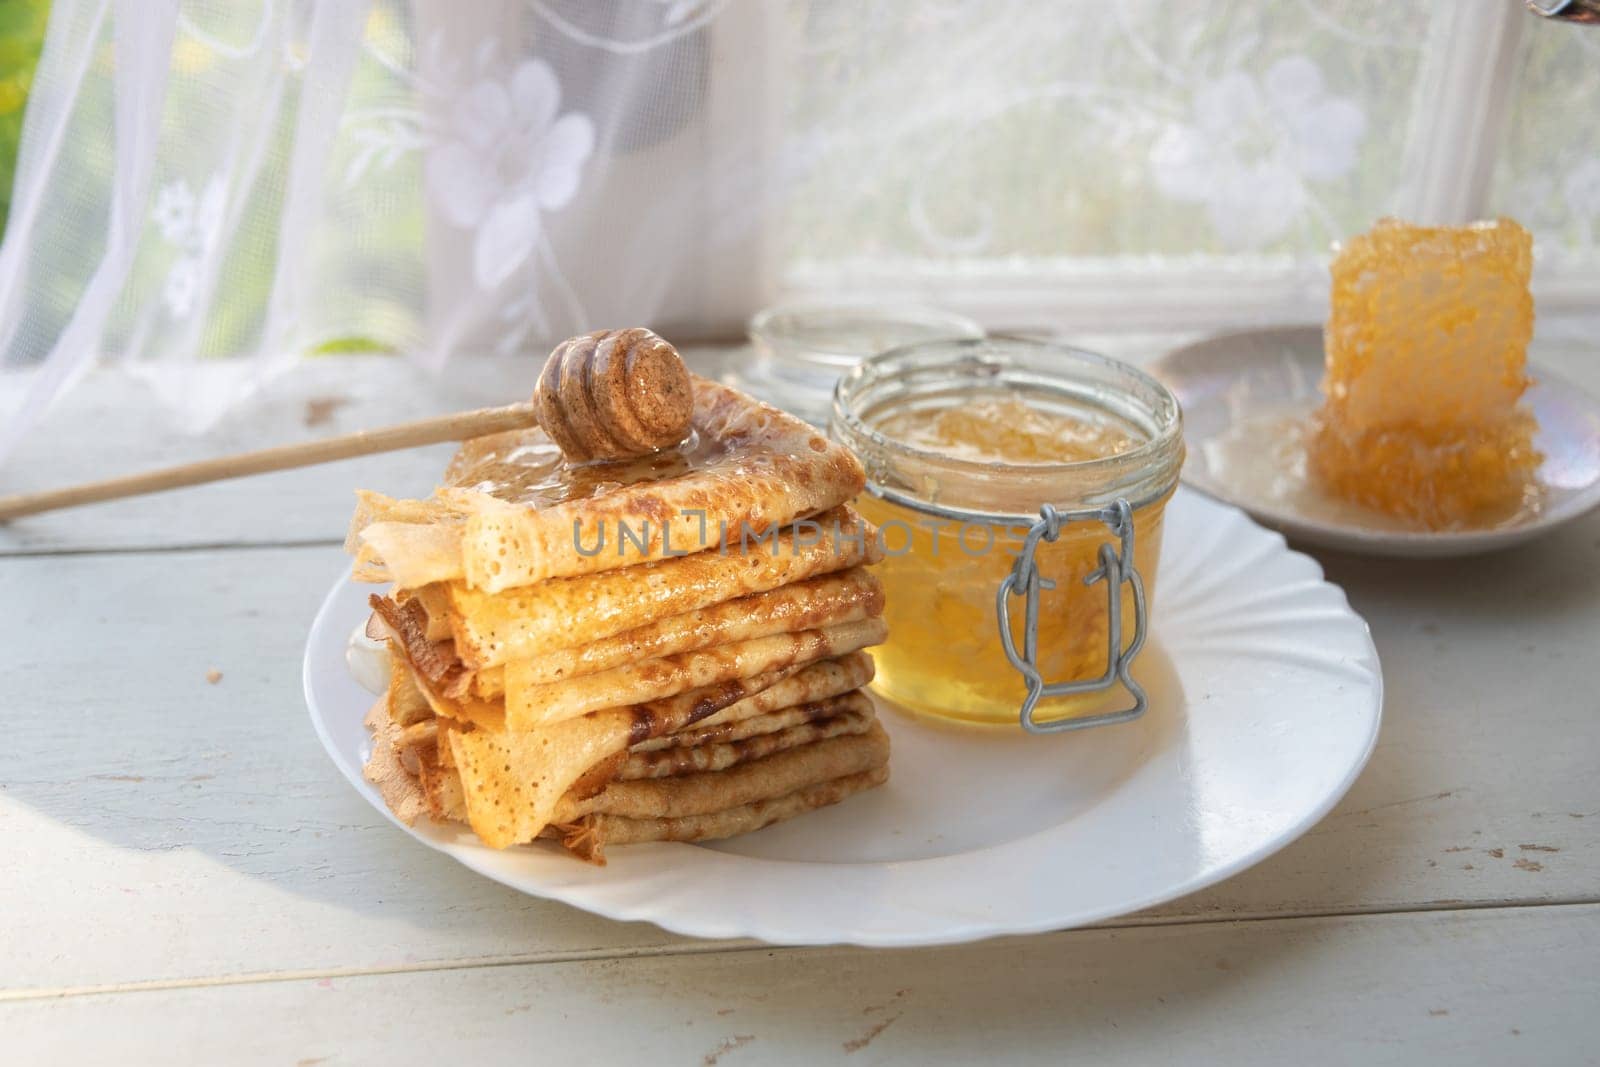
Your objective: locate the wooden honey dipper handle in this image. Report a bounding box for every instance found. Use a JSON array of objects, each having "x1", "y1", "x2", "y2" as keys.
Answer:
[
  {"x1": 533, "y1": 328, "x2": 694, "y2": 462},
  {"x1": 0, "y1": 329, "x2": 694, "y2": 522},
  {"x1": 0, "y1": 403, "x2": 541, "y2": 522}
]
